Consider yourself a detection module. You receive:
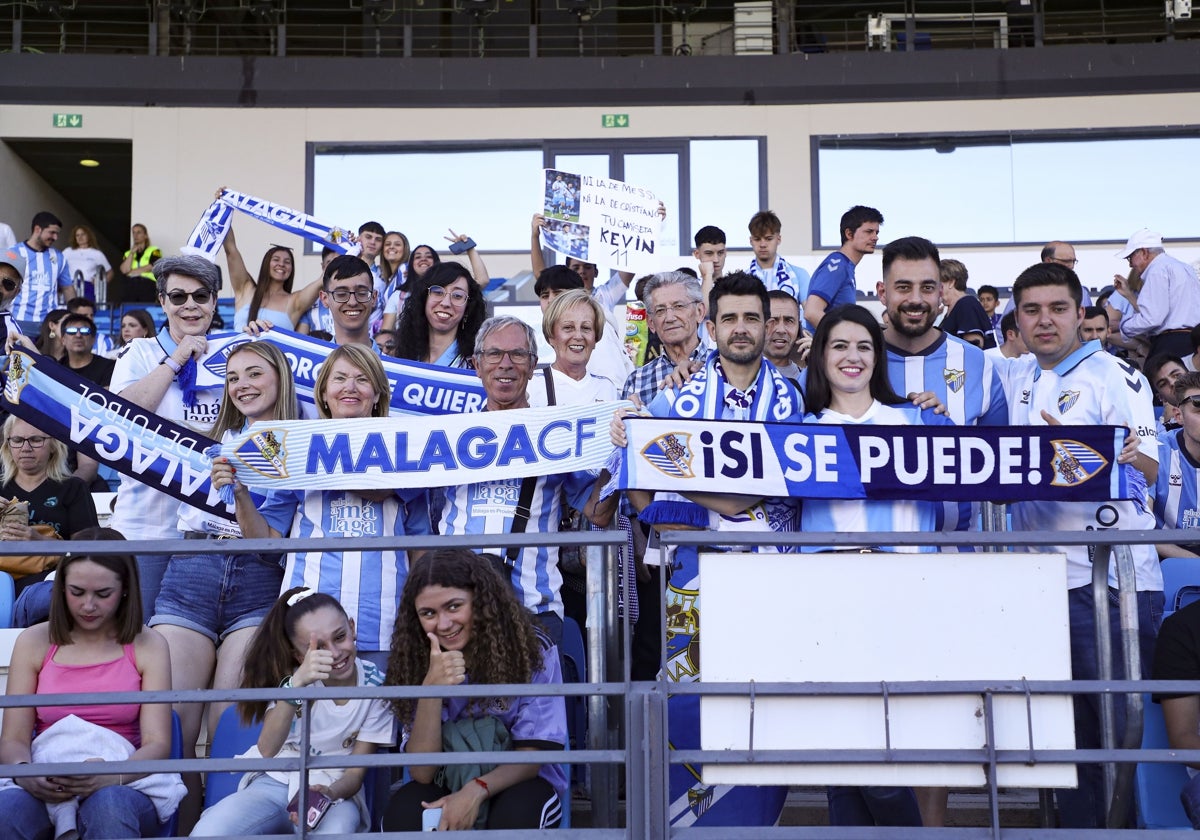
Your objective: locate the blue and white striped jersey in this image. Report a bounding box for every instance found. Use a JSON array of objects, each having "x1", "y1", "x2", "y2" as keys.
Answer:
[
  {"x1": 440, "y1": 470, "x2": 598, "y2": 619},
  {"x1": 1154, "y1": 429, "x2": 1200, "y2": 537},
  {"x1": 11, "y1": 243, "x2": 72, "y2": 323},
  {"x1": 262, "y1": 487, "x2": 431, "y2": 651},
  {"x1": 887, "y1": 332, "x2": 1008, "y2": 535}
]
